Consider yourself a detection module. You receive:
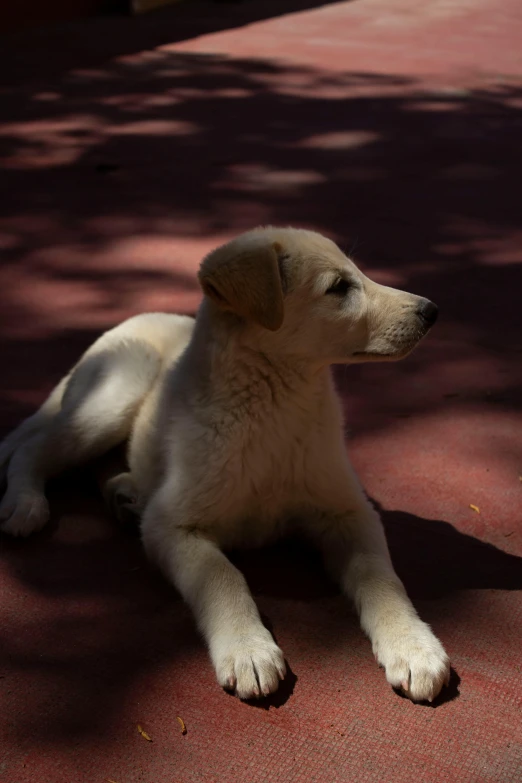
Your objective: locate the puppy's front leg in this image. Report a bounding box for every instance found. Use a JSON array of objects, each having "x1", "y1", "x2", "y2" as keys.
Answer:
[
  {"x1": 314, "y1": 503, "x2": 450, "y2": 702},
  {"x1": 142, "y1": 503, "x2": 285, "y2": 699}
]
